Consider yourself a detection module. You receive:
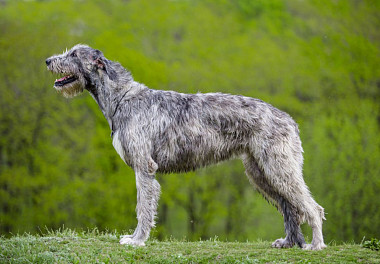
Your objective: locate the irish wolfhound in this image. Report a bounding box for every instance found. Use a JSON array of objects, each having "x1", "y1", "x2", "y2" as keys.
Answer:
[{"x1": 46, "y1": 44, "x2": 326, "y2": 250}]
